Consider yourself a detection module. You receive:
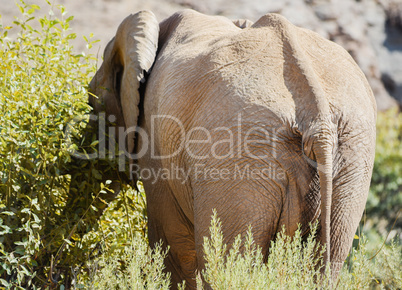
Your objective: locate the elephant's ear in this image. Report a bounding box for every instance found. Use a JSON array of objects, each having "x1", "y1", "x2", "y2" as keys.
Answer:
[
  {"x1": 233, "y1": 19, "x2": 254, "y2": 29},
  {"x1": 112, "y1": 11, "x2": 159, "y2": 154}
]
